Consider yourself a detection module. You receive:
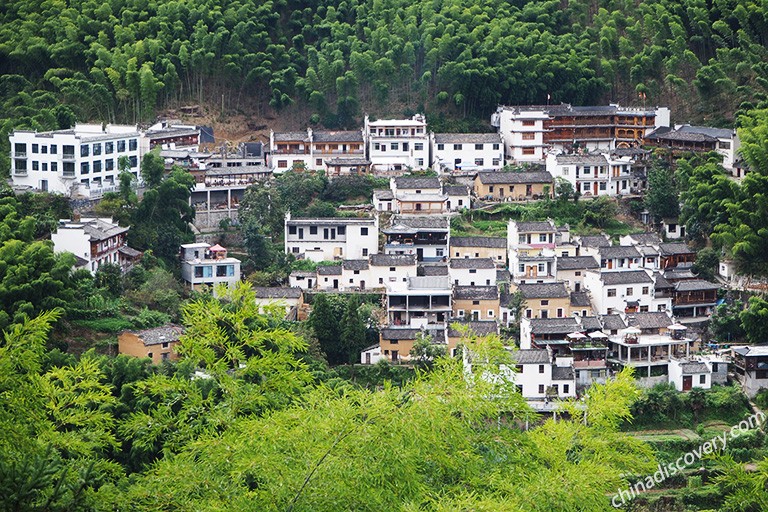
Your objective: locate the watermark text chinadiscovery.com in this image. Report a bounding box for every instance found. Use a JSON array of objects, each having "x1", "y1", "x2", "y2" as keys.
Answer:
[{"x1": 612, "y1": 411, "x2": 766, "y2": 508}]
